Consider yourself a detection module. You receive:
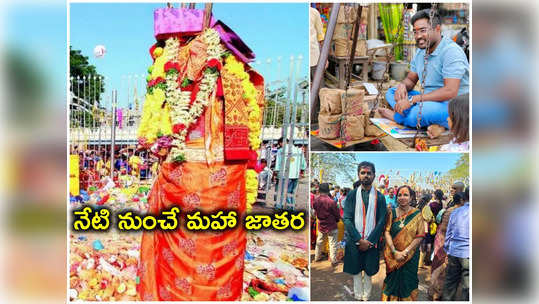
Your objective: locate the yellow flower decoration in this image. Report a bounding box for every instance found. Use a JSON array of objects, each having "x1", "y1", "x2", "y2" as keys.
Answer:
[
  {"x1": 245, "y1": 169, "x2": 258, "y2": 212},
  {"x1": 138, "y1": 41, "x2": 173, "y2": 145}
]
